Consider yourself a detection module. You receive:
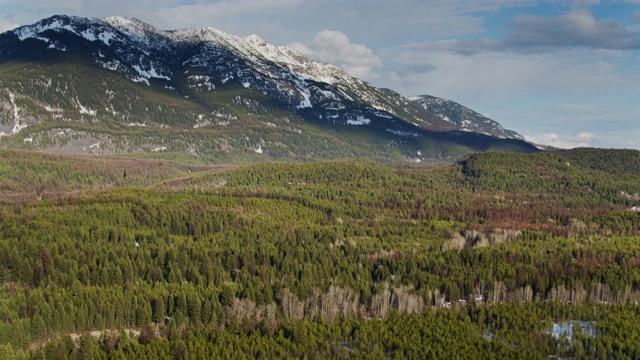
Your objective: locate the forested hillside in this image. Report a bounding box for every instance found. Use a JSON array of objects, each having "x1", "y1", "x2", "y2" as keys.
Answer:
[{"x1": 0, "y1": 148, "x2": 639, "y2": 358}]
